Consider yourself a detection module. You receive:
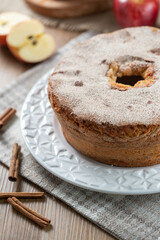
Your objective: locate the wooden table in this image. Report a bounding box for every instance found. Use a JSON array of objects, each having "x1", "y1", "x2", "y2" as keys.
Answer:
[{"x1": 0, "y1": 27, "x2": 115, "y2": 240}]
